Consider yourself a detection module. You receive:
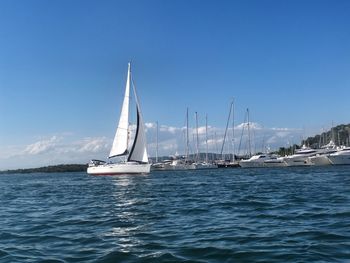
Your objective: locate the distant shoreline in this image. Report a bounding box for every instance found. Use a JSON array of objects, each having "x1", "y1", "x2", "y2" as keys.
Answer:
[{"x1": 0, "y1": 164, "x2": 87, "y2": 174}]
